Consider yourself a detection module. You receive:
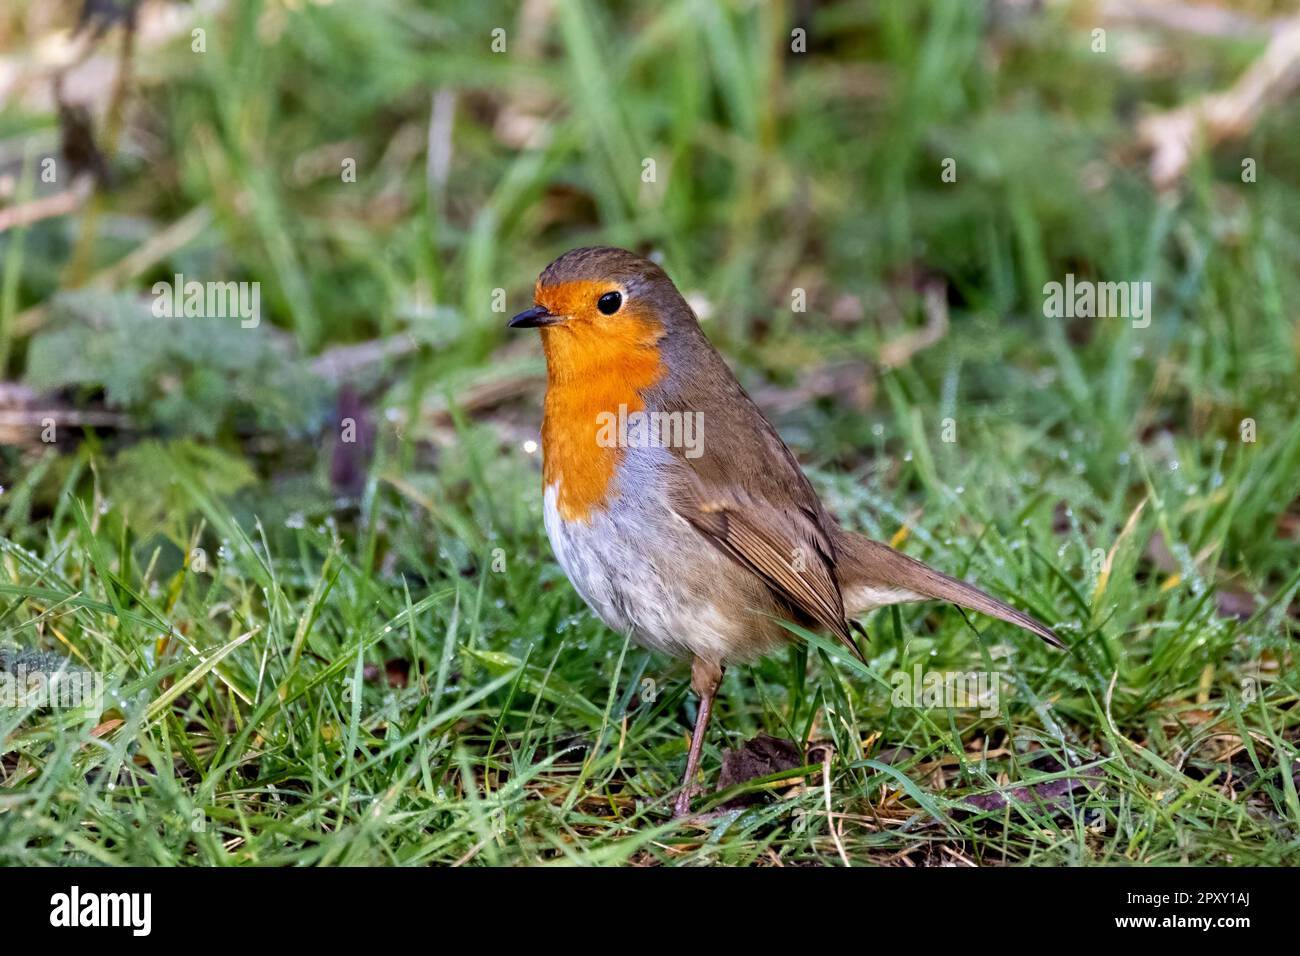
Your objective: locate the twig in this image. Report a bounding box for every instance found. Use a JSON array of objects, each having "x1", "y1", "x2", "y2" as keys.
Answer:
[
  {"x1": 1101, "y1": 1, "x2": 1285, "y2": 40},
  {"x1": 1137, "y1": 16, "x2": 1300, "y2": 188},
  {"x1": 309, "y1": 335, "x2": 421, "y2": 383},
  {"x1": 878, "y1": 281, "x2": 949, "y2": 369},
  {"x1": 0, "y1": 179, "x2": 93, "y2": 233}
]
